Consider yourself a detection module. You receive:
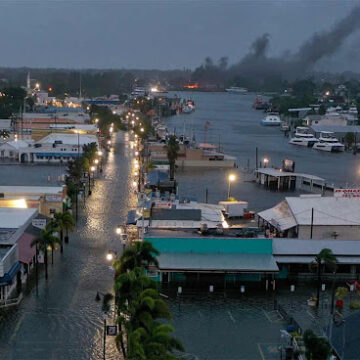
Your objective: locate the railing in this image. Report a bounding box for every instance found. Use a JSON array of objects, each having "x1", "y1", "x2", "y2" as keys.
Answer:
[{"x1": 0, "y1": 293, "x2": 23, "y2": 308}]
